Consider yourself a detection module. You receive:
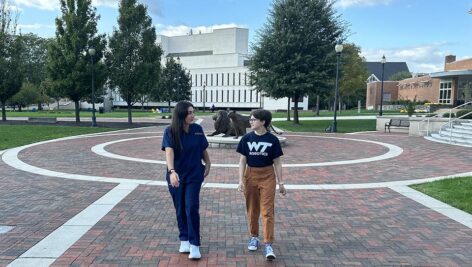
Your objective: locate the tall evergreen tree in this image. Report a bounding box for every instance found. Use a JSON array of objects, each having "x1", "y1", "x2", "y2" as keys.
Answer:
[
  {"x1": 106, "y1": 0, "x2": 162, "y2": 124},
  {"x1": 47, "y1": 0, "x2": 107, "y2": 122},
  {"x1": 0, "y1": 0, "x2": 23, "y2": 121},
  {"x1": 158, "y1": 57, "x2": 192, "y2": 111},
  {"x1": 250, "y1": 0, "x2": 345, "y2": 124}
]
